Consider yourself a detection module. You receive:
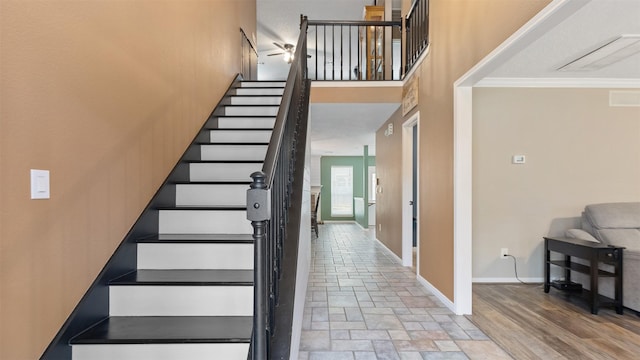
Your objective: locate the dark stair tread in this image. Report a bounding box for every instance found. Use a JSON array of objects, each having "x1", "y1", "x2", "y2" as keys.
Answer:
[
  {"x1": 208, "y1": 128, "x2": 272, "y2": 131},
  {"x1": 158, "y1": 206, "x2": 246, "y2": 210},
  {"x1": 222, "y1": 104, "x2": 280, "y2": 107},
  {"x1": 110, "y1": 270, "x2": 253, "y2": 286},
  {"x1": 183, "y1": 160, "x2": 264, "y2": 164},
  {"x1": 234, "y1": 86, "x2": 284, "y2": 88},
  {"x1": 137, "y1": 233, "x2": 253, "y2": 243},
  {"x1": 70, "y1": 316, "x2": 252, "y2": 344},
  {"x1": 196, "y1": 142, "x2": 269, "y2": 146},
  {"x1": 205, "y1": 128, "x2": 275, "y2": 131},
  {"x1": 213, "y1": 115, "x2": 276, "y2": 118},
  {"x1": 226, "y1": 94, "x2": 283, "y2": 97},
  {"x1": 171, "y1": 181, "x2": 252, "y2": 185}
]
